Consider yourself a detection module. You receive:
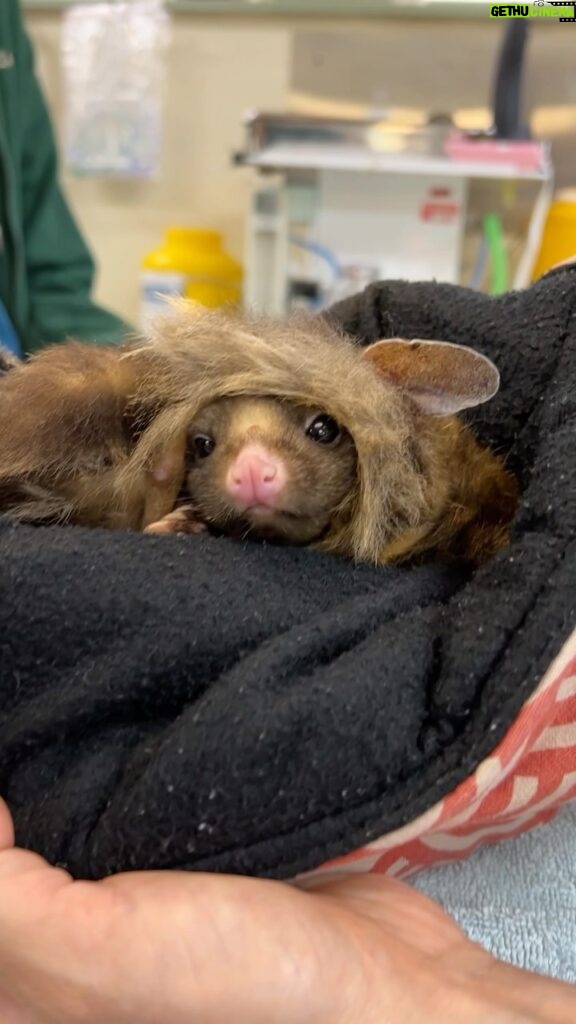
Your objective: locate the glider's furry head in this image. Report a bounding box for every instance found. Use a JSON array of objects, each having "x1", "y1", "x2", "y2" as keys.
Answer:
[{"x1": 130, "y1": 301, "x2": 500, "y2": 563}]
